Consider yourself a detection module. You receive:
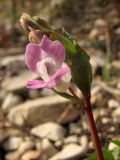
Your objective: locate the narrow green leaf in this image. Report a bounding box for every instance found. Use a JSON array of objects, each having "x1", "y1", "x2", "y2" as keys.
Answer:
[
  {"x1": 53, "y1": 89, "x2": 81, "y2": 103},
  {"x1": 86, "y1": 148, "x2": 115, "y2": 160},
  {"x1": 112, "y1": 140, "x2": 120, "y2": 147},
  {"x1": 112, "y1": 147, "x2": 120, "y2": 160}
]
